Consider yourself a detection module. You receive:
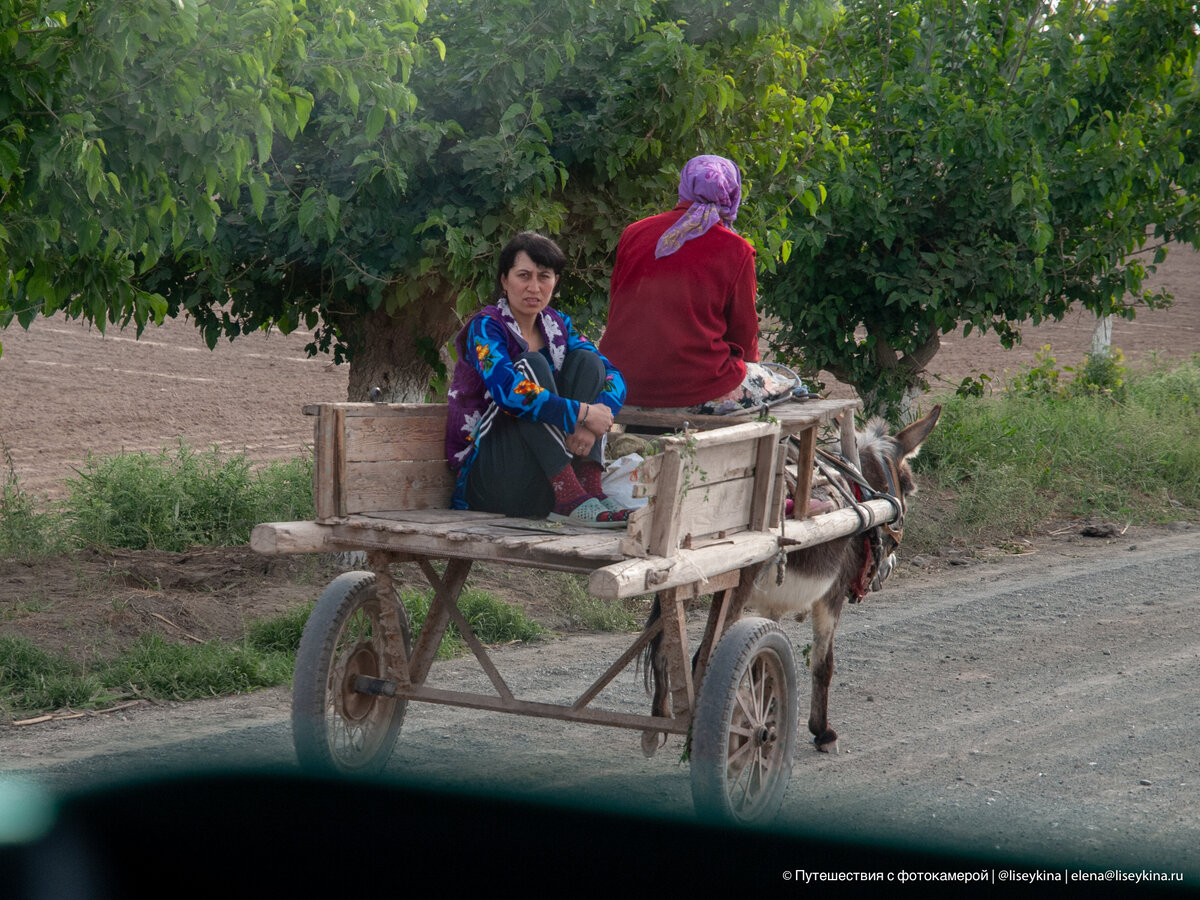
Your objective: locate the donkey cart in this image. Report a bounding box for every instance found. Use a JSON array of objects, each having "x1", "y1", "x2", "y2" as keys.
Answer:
[{"x1": 251, "y1": 397, "x2": 906, "y2": 823}]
